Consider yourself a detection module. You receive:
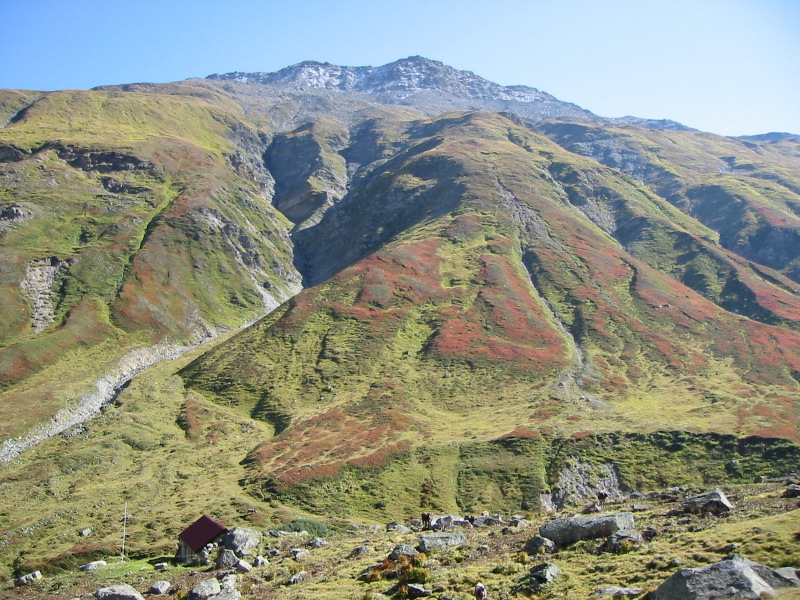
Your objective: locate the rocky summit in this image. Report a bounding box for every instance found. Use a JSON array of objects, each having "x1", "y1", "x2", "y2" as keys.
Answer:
[{"x1": 0, "y1": 57, "x2": 799, "y2": 598}]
